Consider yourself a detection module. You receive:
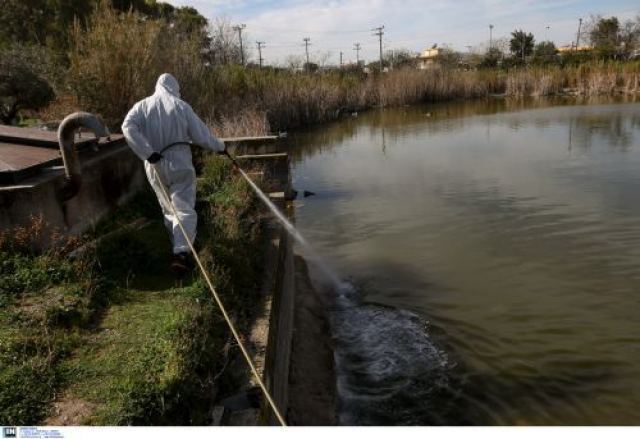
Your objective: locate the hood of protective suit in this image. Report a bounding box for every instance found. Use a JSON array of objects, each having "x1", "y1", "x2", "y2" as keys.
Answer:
[{"x1": 155, "y1": 73, "x2": 181, "y2": 98}]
